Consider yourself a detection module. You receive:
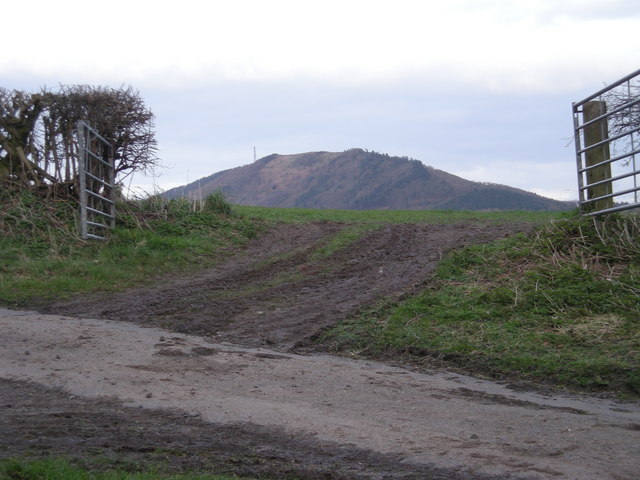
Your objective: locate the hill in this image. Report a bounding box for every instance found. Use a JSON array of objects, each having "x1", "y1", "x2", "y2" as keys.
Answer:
[{"x1": 164, "y1": 149, "x2": 573, "y2": 211}]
